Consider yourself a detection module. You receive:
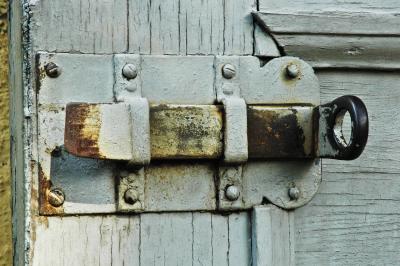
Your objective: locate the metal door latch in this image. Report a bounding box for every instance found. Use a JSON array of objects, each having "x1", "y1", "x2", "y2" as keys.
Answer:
[
  {"x1": 36, "y1": 53, "x2": 368, "y2": 214},
  {"x1": 64, "y1": 96, "x2": 368, "y2": 161}
]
